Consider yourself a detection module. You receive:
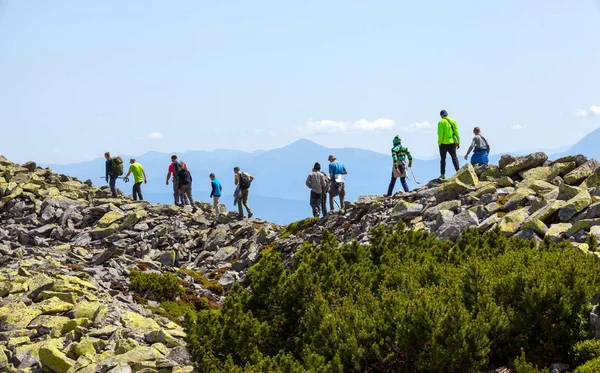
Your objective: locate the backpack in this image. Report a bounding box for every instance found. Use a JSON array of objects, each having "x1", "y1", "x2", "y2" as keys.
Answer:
[
  {"x1": 481, "y1": 136, "x2": 490, "y2": 153},
  {"x1": 111, "y1": 157, "x2": 124, "y2": 176},
  {"x1": 238, "y1": 172, "x2": 251, "y2": 190}
]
